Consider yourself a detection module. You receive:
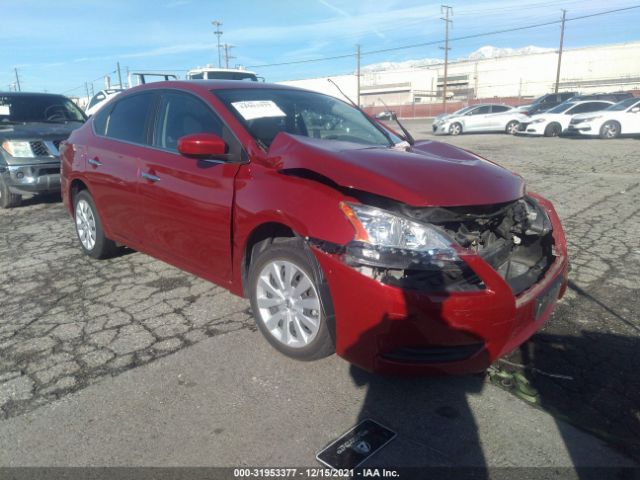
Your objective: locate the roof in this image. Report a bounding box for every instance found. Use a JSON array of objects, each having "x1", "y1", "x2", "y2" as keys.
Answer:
[
  {"x1": 0, "y1": 91, "x2": 69, "y2": 97},
  {"x1": 188, "y1": 67, "x2": 257, "y2": 75}
]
